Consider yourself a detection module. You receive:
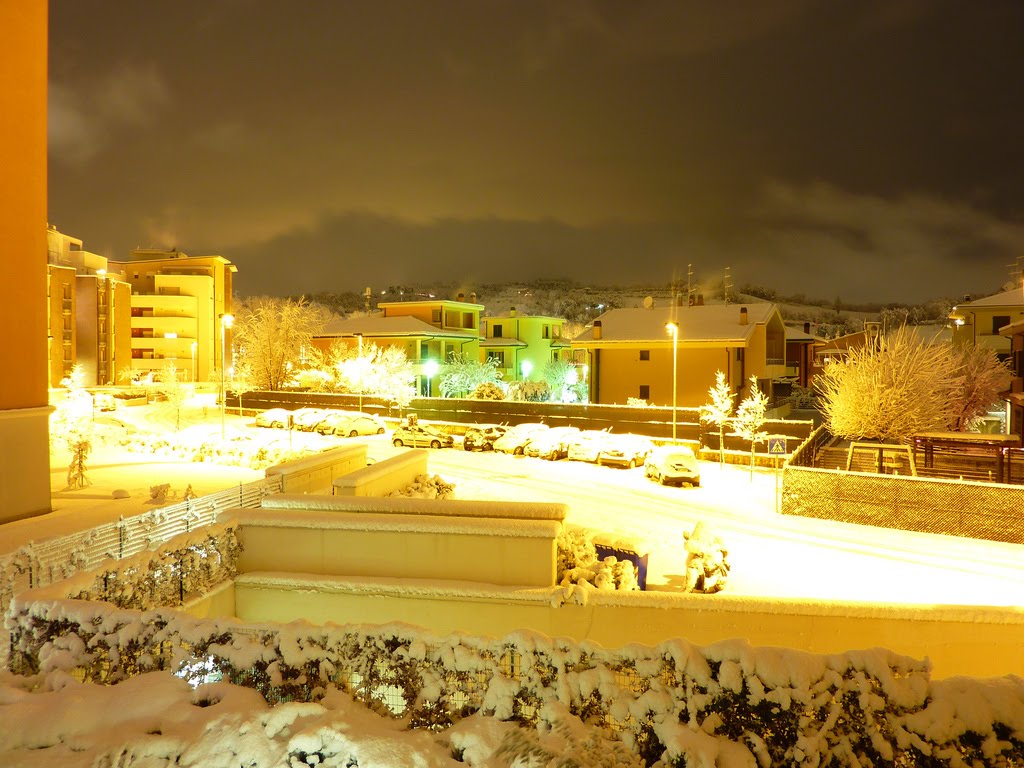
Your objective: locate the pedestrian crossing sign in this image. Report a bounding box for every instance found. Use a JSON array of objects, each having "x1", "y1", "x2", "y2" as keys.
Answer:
[{"x1": 768, "y1": 436, "x2": 787, "y2": 455}]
